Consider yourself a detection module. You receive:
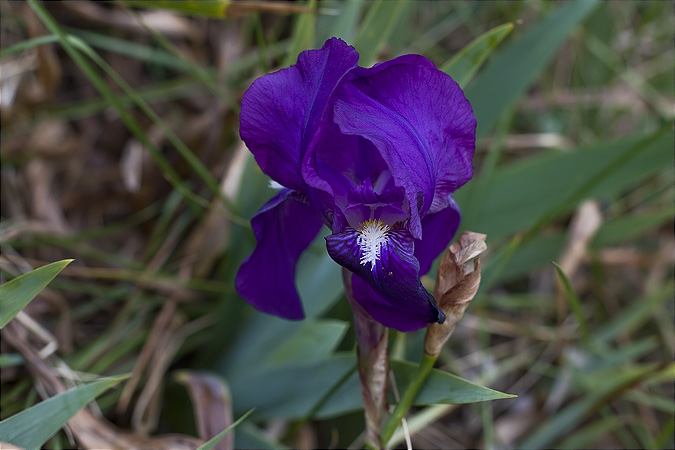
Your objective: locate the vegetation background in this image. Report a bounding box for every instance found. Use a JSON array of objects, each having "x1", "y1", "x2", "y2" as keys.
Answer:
[{"x1": 1, "y1": 1, "x2": 673, "y2": 448}]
